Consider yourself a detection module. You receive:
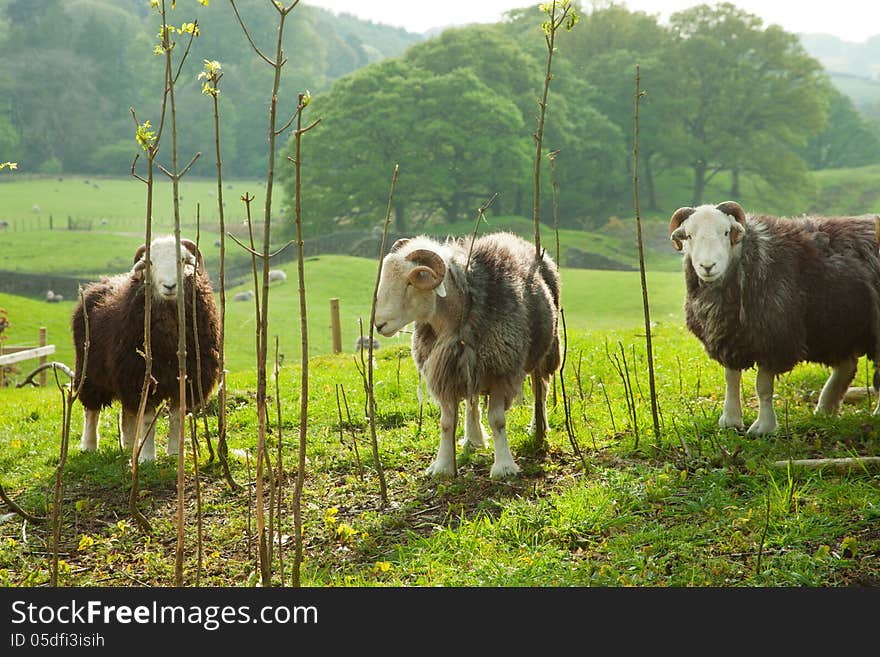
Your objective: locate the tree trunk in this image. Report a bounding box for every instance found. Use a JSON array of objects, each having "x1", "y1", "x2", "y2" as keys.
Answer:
[
  {"x1": 645, "y1": 154, "x2": 659, "y2": 211},
  {"x1": 692, "y1": 161, "x2": 706, "y2": 206},
  {"x1": 730, "y1": 168, "x2": 740, "y2": 198},
  {"x1": 394, "y1": 202, "x2": 406, "y2": 232}
]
